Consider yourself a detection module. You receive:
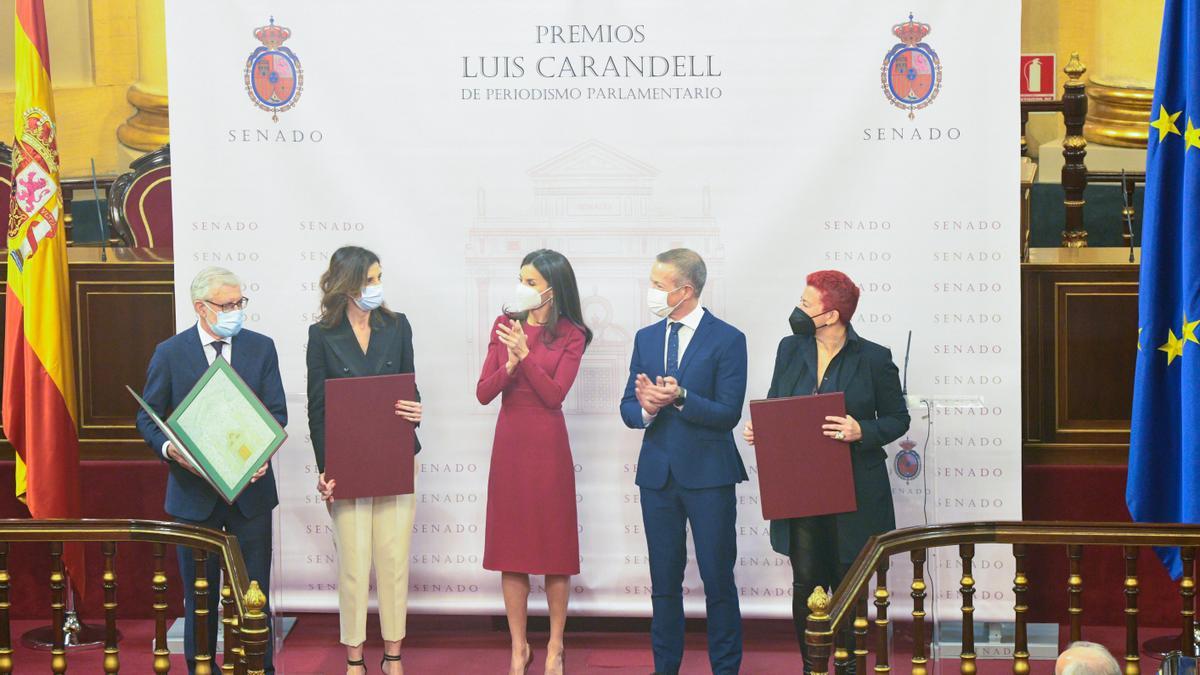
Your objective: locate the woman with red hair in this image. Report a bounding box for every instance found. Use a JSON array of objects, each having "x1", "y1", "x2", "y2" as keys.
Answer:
[{"x1": 743, "y1": 270, "x2": 909, "y2": 673}]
